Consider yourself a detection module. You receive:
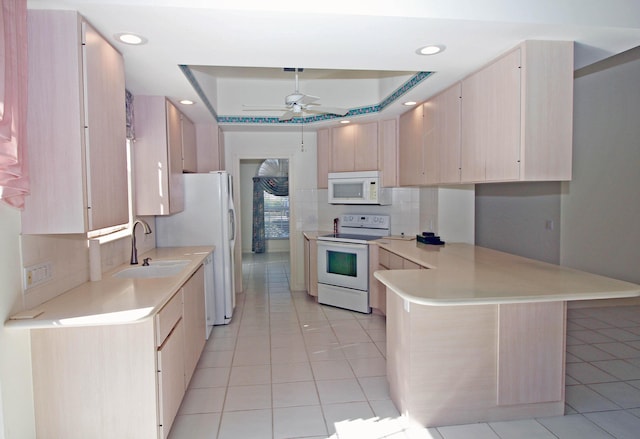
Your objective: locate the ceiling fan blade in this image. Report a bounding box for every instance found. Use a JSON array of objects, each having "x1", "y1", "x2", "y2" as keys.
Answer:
[
  {"x1": 305, "y1": 106, "x2": 349, "y2": 116},
  {"x1": 242, "y1": 104, "x2": 288, "y2": 111},
  {"x1": 298, "y1": 94, "x2": 320, "y2": 105},
  {"x1": 279, "y1": 111, "x2": 295, "y2": 121}
]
